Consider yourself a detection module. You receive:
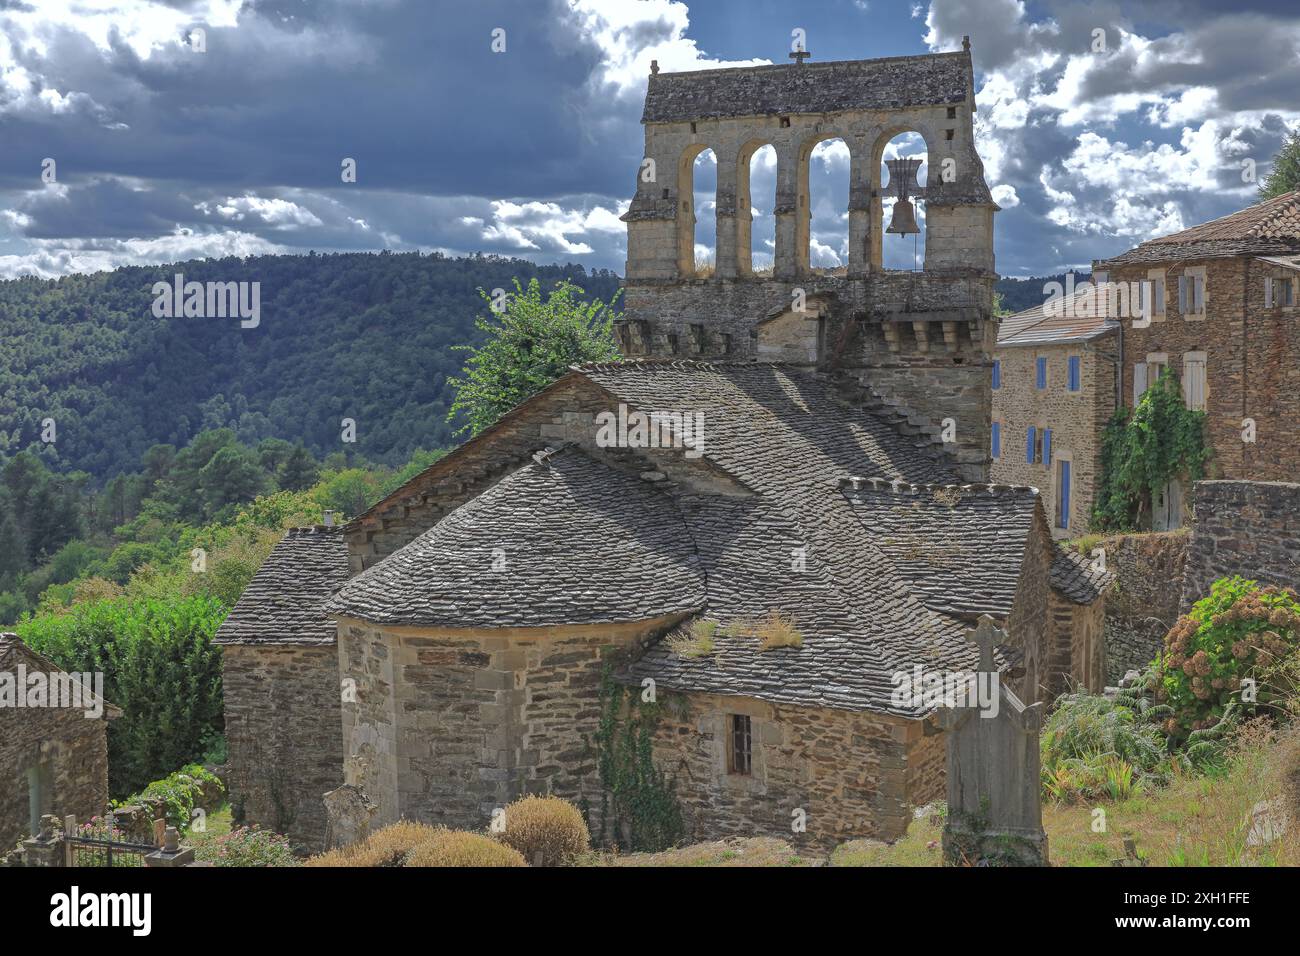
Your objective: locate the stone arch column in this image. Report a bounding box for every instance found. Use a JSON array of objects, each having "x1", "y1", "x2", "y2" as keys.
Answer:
[
  {"x1": 773, "y1": 139, "x2": 799, "y2": 281},
  {"x1": 713, "y1": 142, "x2": 740, "y2": 280},
  {"x1": 848, "y1": 135, "x2": 876, "y2": 276}
]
